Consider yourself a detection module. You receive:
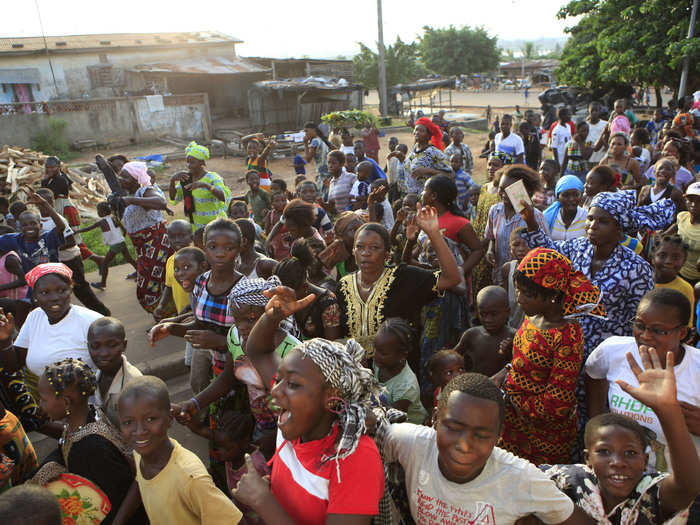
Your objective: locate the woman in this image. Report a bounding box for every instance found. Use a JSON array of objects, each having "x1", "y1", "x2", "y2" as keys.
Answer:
[
  {"x1": 169, "y1": 142, "x2": 230, "y2": 229},
  {"x1": 273, "y1": 239, "x2": 342, "y2": 341},
  {"x1": 119, "y1": 161, "x2": 173, "y2": 313},
  {"x1": 599, "y1": 132, "x2": 642, "y2": 190},
  {"x1": 405, "y1": 117, "x2": 452, "y2": 195},
  {"x1": 484, "y1": 164, "x2": 549, "y2": 284},
  {"x1": 336, "y1": 205, "x2": 461, "y2": 361},
  {"x1": 645, "y1": 138, "x2": 695, "y2": 191},
  {"x1": 0, "y1": 264, "x2": 102, "y2": 417},
  {"x1": 584, "y1": 287, "x2": 700, "y2": 473},
  {"x1": 497, "y1": 248, "x2": 605, "y2": 465},
  {"x1": 303, "y1": 122, "x2": 331, "y2": 199},
  {"x1": 519, "y1": 190, "x2": 676, "y2": 450},
  {"x1": 471, "y1": 152, "x2": 509, "y2": 301},
  {"x1": 543, "y1": 175, "x2": 587, "y2": 241}
]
